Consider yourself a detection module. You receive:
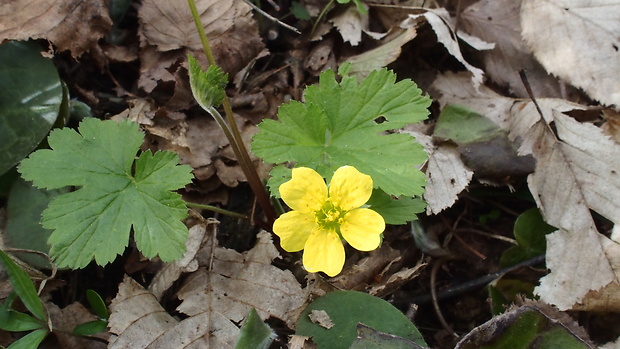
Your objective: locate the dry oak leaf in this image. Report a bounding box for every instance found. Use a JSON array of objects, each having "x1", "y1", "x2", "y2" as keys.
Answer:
[
  {"x1": 176, "y1": 231, "x2": 307, "y2": 329},
  {"x1": 108, "y1": 231, "x2": 306, "y2": 348},
  {"x1": 521, "y1": 0, "x2": 620, "y2": 107},
  {"x1": 460, "y1": 0, "x2": 563, "y2": 98},
  {"x1": 0, "y1": 0, "x2": 112, "y2": 57}
]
